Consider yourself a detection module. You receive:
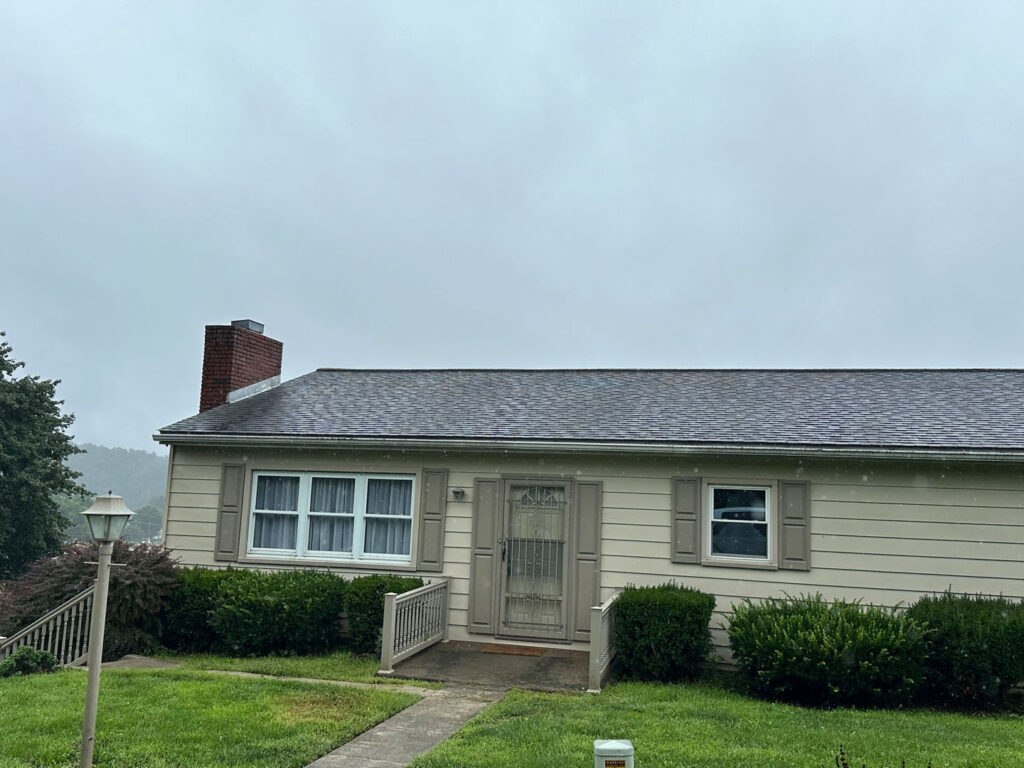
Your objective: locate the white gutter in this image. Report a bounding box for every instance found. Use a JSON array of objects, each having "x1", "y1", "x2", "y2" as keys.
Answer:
[{"x1": 152, "y1": 432, "x2": 1024, "y2": 463}]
